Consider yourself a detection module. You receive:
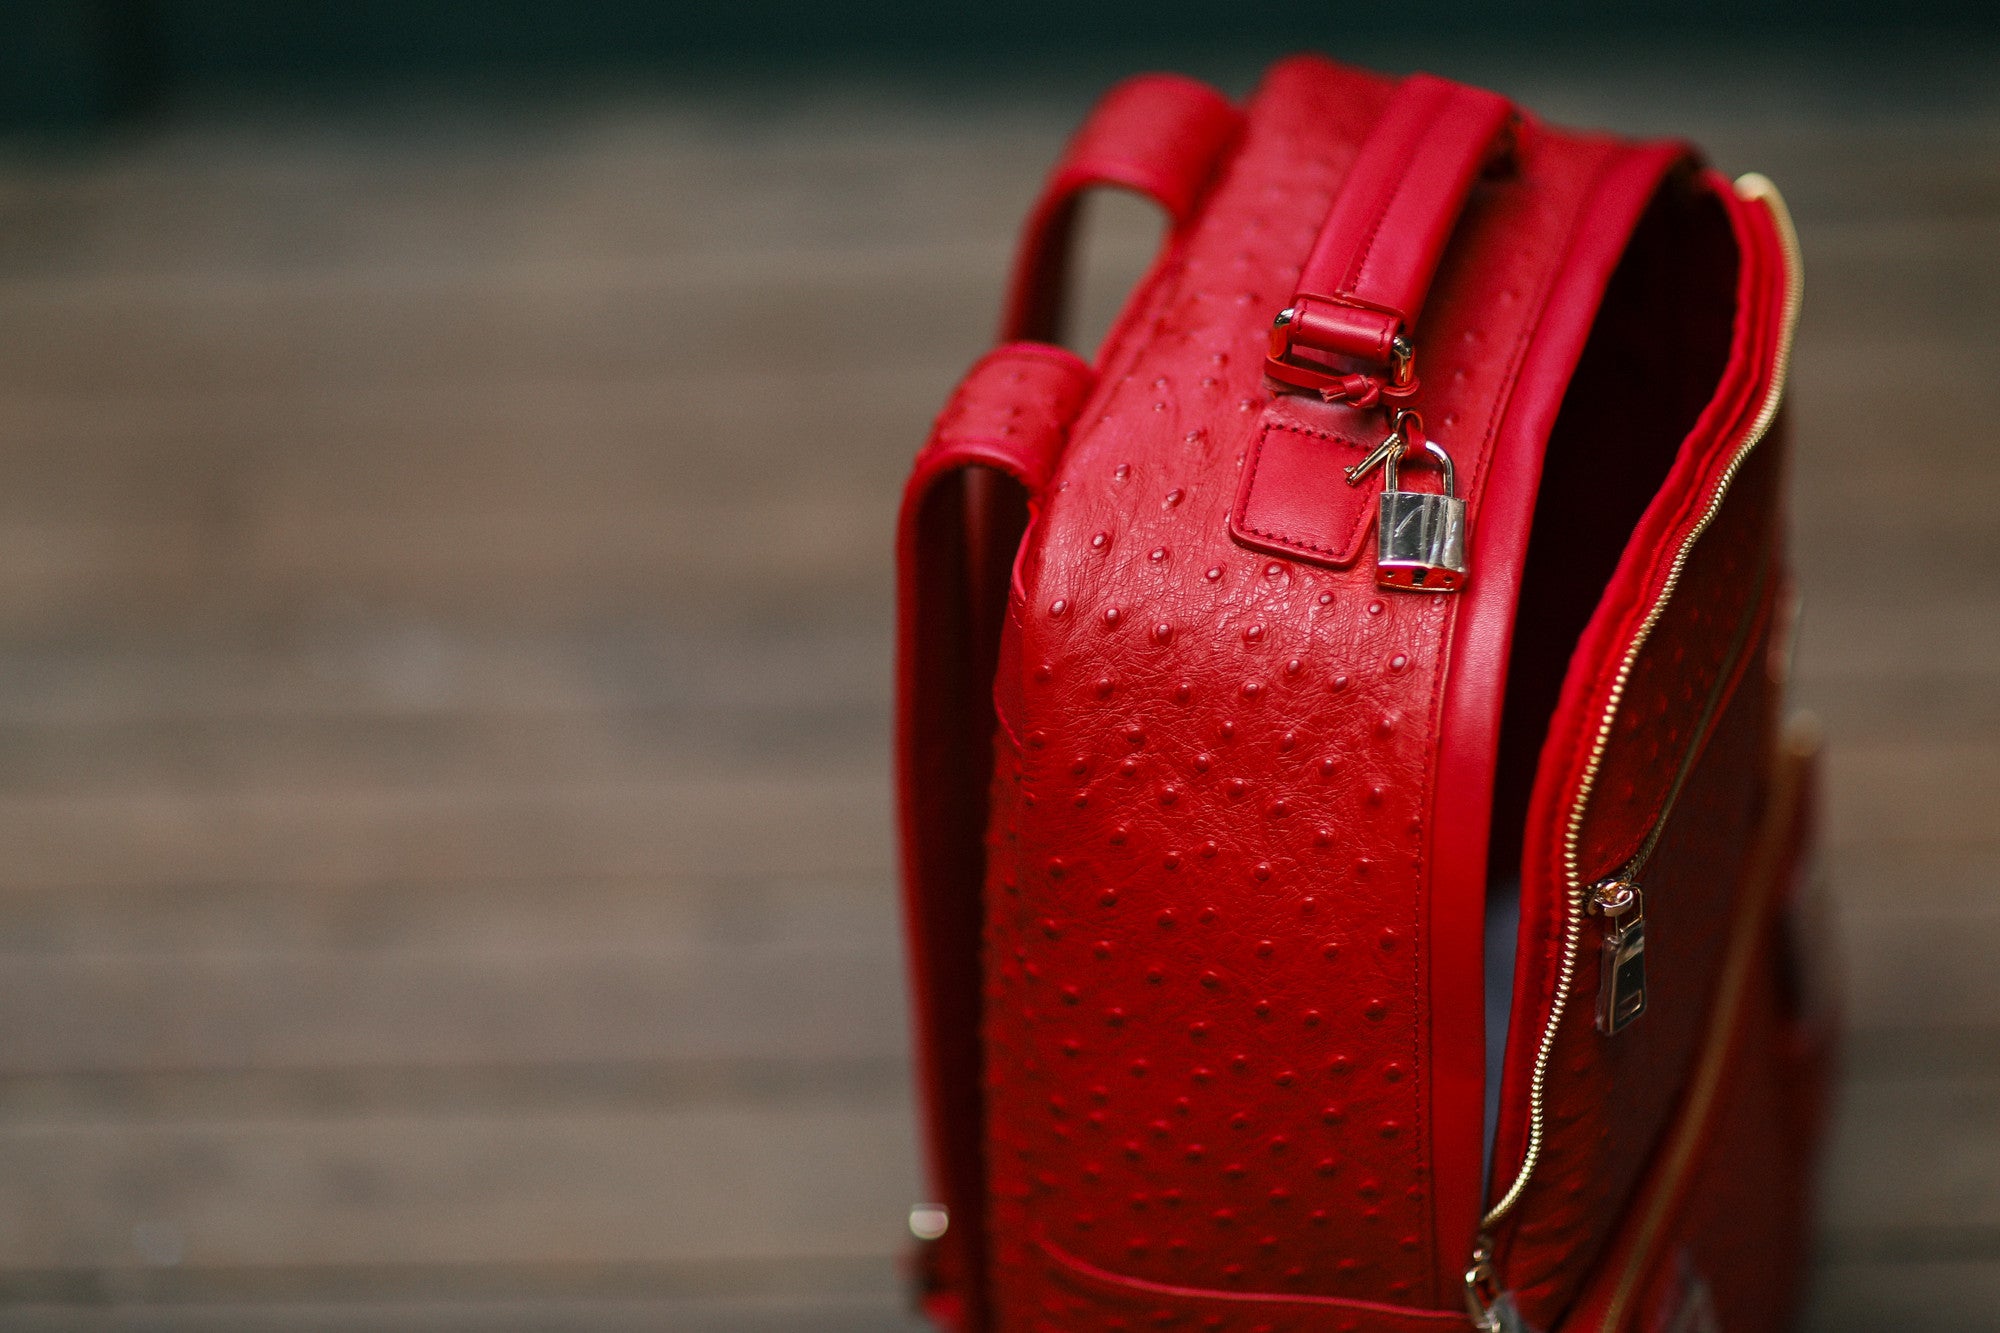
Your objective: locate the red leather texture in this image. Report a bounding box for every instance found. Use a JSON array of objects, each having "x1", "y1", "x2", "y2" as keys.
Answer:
[
  {"x1": 1003, "y1": 73, "x2": 1243, "y2": 347},
  {"x1": 1026, "y1": 1236, "x2": 1469, "y2": 1331},
  {"x1": 896, "y1": 52, "x2": 1823, "y2": 1333},
  {"x1": 897, "y1": 341, "x2": 1097, "y2": 1328}
]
